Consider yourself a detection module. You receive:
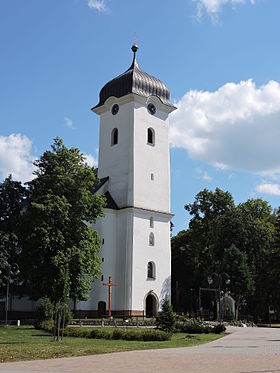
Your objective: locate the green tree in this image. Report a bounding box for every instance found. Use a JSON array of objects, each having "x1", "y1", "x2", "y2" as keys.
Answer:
[
  {"x1": 222, "y1": 244, "x2": 254, "y2": 320},
  {"x1": 266, "y1": 207, "x2": 280, "y2": 313},
  {"x1": 171, "y1": 230, "x2": 204, "y2": 313},
  {"x1": 156, "y1": 297, "x2": 176, "y2": 332},
  {"x1": 0, "y1": 176, "x2": 26, "y2": 293},
  {"x1": 172, "y1": 189, "x2": 236, "y2": 314},
  {"x1": 236, "y1": 199, "x2": 275, "y2": 319},
  {"x1": 172, "y1": 189, "x2": 276, "y2": 321},
  {"x1": 20, "y1": 138, "x2": 105, "y2": 338}
]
